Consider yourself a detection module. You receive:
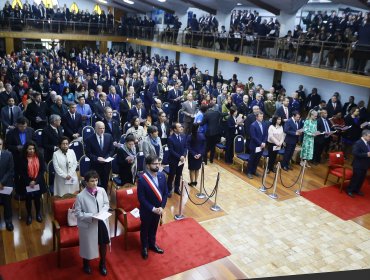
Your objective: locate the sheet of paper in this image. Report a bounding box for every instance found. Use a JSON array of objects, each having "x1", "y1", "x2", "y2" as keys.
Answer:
[
  {"x1": 130, "y1": 208, "x2": 140, "y2": 218},
  {"x1": 26, "y1": 184, "x2": 40, "y2": 193},
  {"x1": 126, "y1": 189, "x2": 133, "y2": 195},
  {"x1": 236, "y1": 115, "x2": 243, "y2": 123},
  {"x1": 65, "y1": 177, "x2": 77, "y2": 185},
  {"x1": 255, "y1": 147, "x2": 262, "y2": 153},
  {"x1": 178, "y1": 161, "x2": 184, "y2": 166},
  {"x1": 273, "y1": 146, "x2": 281, "y2": 151},
  {"x1": 0, "y1": 186, "x2": 13, "y2": 195},
  {"x1": 93, "y1": 211, "x2": 112, "y2": 221},
  {"x1": 297, "y1": 128, "x2": 304, "y2": 133},
  {"x1": 104, "y1": 157, "x2": 114, "y2": 163}
]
